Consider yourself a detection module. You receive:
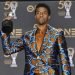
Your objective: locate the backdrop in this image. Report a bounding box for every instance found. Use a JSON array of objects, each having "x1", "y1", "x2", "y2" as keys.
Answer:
[{"x1": 0, "y1": 1, "x2": 75, "y2": 75}]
